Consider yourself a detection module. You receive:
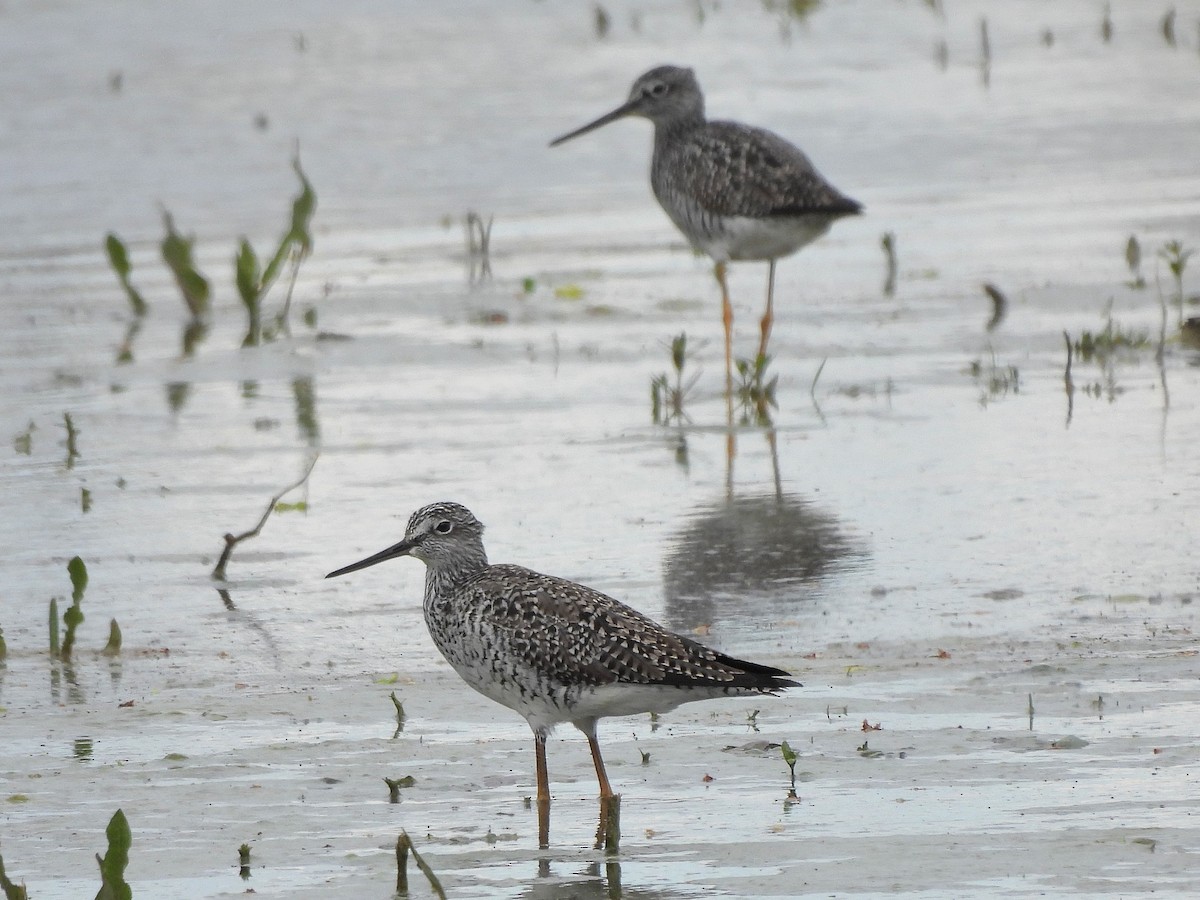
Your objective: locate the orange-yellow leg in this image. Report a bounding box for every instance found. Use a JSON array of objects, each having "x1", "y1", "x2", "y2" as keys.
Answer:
[
  {"x1": 757, "y1": 259, "x2": 777, "y2": 363},
  {"x1": 714, "y1": 261, "x2": 737, "y2": 465},
  {"x1": 713, "y1": 261, "x2": 734, "y2": 395},
  {"x1": 587, "y1": 731, "x2": 615, "y2": 800},
  {"x1": 535, "y1": 732, "x2": 551, "y2": 849},
  {"x1": 587, "y1": 731, "x2": 622, "y2": 852}
]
